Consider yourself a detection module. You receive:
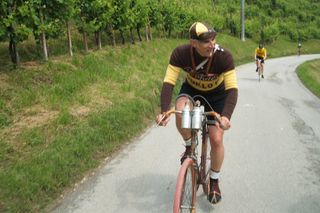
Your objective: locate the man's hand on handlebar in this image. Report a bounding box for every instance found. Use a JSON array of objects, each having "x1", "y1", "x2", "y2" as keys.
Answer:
[
  {"x1": 218, "y1": 116, "x2": 231, "y2": 130},
  {"x1": 156, "y1": 113, "x2": 170, "y2": 126}
]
